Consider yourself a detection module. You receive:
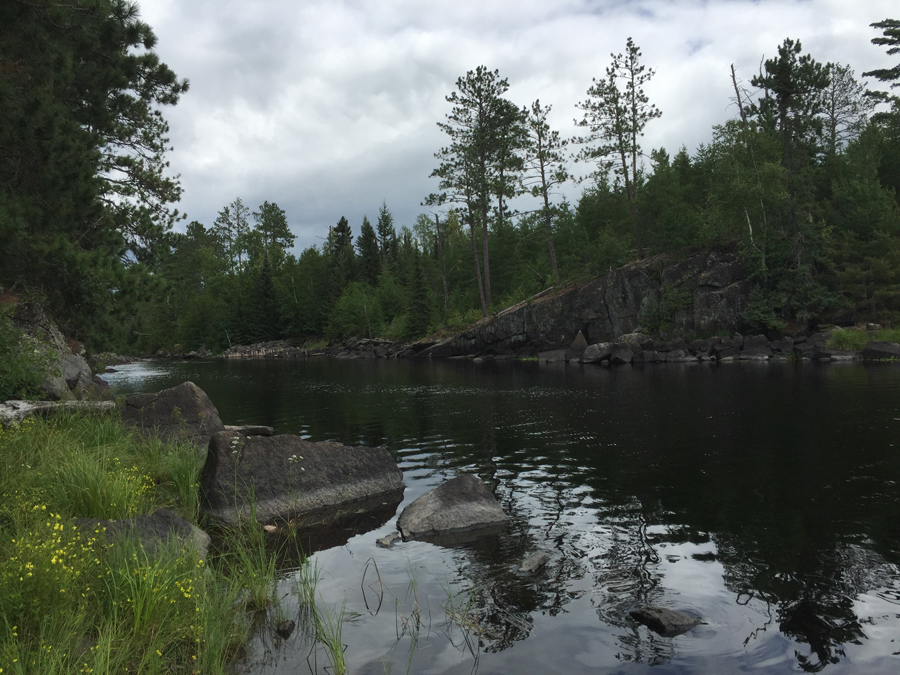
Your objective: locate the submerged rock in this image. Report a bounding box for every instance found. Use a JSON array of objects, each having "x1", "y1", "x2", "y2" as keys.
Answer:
[
  {"x1": 274, "y1": 620, "x2": 296, "y2": 639},
  {"x1": 376, "y1": 532, "x2": 402, "y2": 549},
  {"x1": 201, "y1": 430, "x2": 404, "y2": 527},
  {"x1": 397, "y1": 474, "x2": 508, "y2": 541},
  {"x1": 122, "y1": 381, "x2": 225, "y2": 446},
  {"x1": 630, "y1": 606, "x2": 701, "y2": 637},
  {"x1": 519, "y1": 551, "x2": 549, "y2": 574}
]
